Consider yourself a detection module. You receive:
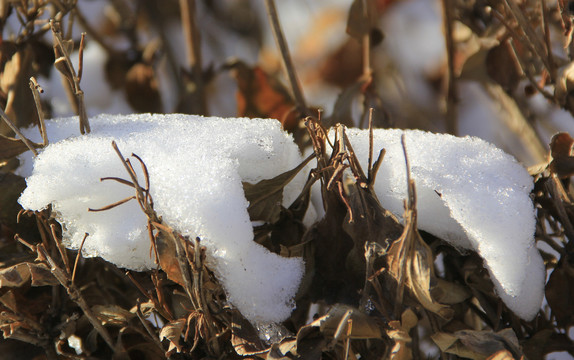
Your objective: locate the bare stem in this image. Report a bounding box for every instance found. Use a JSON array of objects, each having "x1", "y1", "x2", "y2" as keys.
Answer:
[
  {"x1": 0, "y1": 106, "x2": 39, "y2": 156},
  {"x1": 264, "y1": 0, "x2": 308, "y2": 116},
  {"x1": 51, "y1": 21, "x2": 90, "y2": 134},
  {"x1": 442, "y1": 0, "x2": 458, "y2": 135},
  {"x1": 71, "y1": 233, "x2": 89, "y2": 284},
  {"x1": 36, "y1": 244, "x2": 115, "y2": 350},
  {"x1": 29, "y1": 77, "x2": 48, "y2": 146},
  {"x1": 179, "y1": 0, "x2": 207, "y2": 115}
]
